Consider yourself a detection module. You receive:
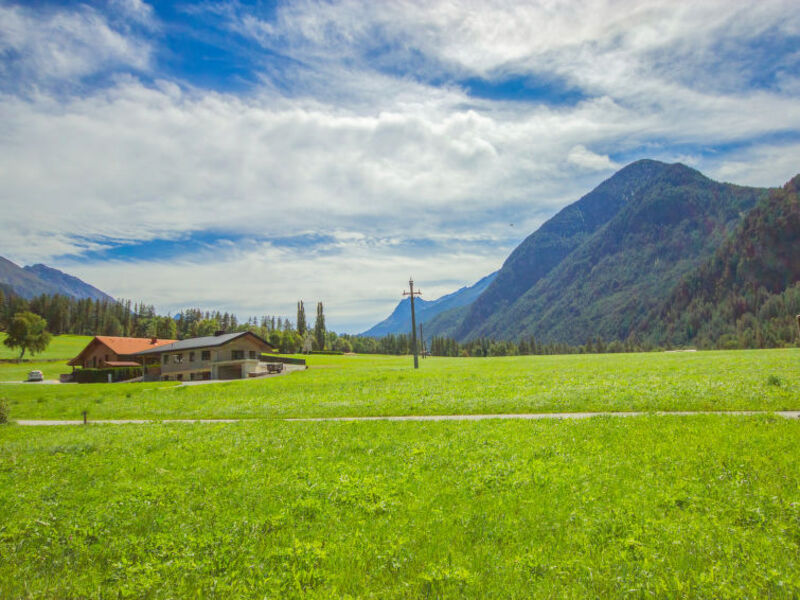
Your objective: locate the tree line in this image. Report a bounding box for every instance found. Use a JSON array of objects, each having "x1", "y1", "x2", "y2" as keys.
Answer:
[
  {"x1": 2, "y1": 283, "x2": 797, "y2": 359},
  {"x1": 0, "y1": 291, "x2": 335, "y2": 355}
]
